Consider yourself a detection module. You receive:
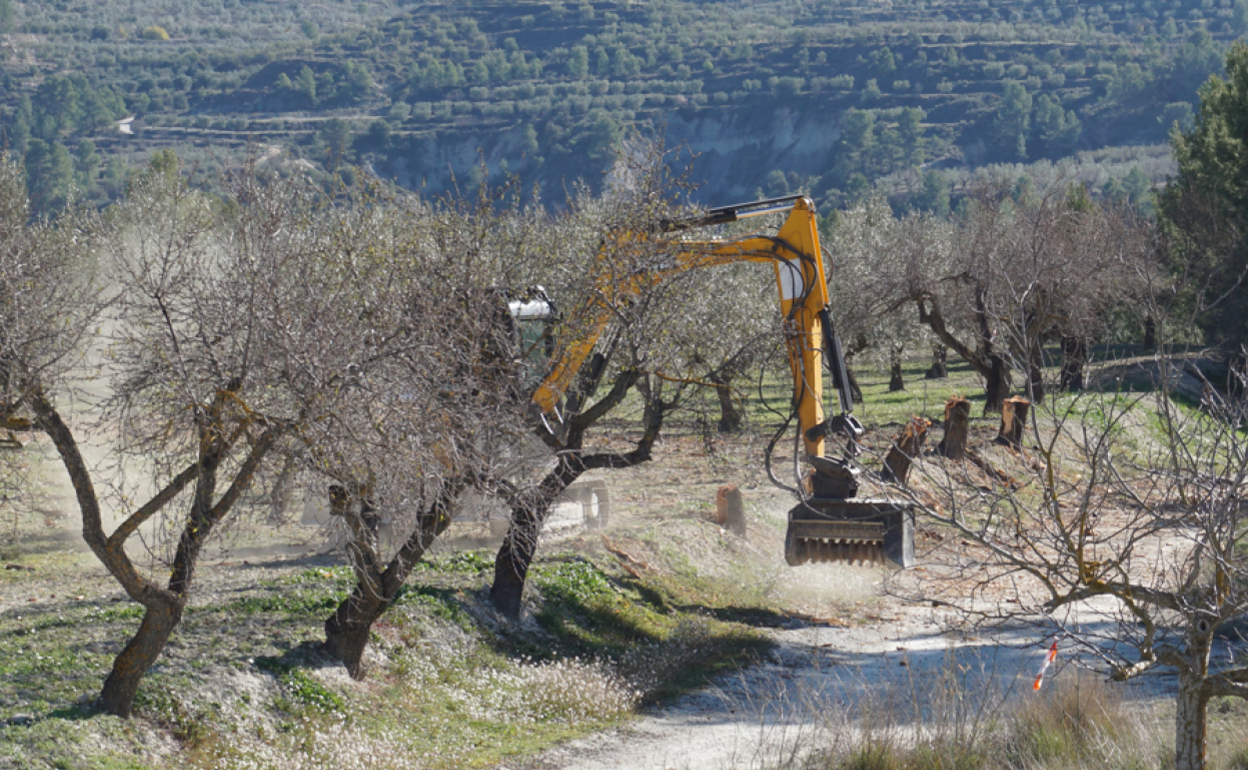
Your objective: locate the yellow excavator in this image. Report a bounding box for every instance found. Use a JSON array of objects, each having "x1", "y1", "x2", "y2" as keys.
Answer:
[{"x1": 521, "y1": 194, "x2": 915, "y2": 568}]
